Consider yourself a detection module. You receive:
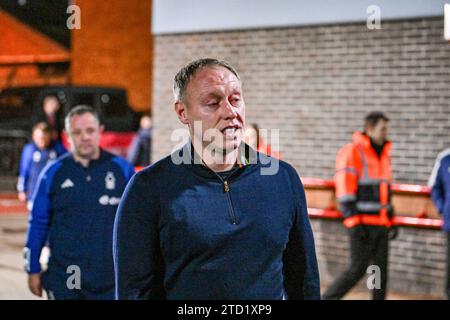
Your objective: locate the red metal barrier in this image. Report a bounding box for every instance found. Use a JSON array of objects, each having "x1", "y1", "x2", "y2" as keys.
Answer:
[
  {"x1": 391, "y1": 183, "x2": 431, "y2": 195},
  {"x1": 307, "y1": 207, "x2": 443, "y2": 229},
  {"x1": 0, "y1": 193, "x2": 27, "y2": 215},
  {"x1": 302, "y1": 177, "x2": 431, "y2": 195},
  {"x1": 302, "y1": 177, "x2": 442, "y2": 230}
]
